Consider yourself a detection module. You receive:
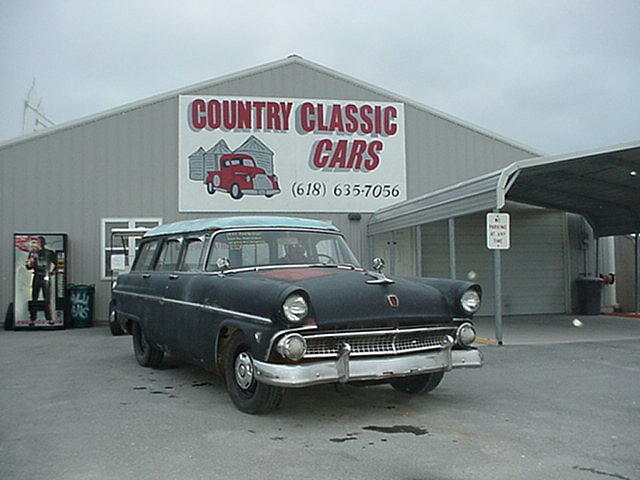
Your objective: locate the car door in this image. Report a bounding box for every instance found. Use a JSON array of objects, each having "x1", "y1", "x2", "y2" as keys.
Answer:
[
  {"x1": 162, "y1": 234, "x2": 210, "y2": 363},
  {"x1": 146, "y1": 236, "x2": 183, "y2": 348},
  {"x1": 115, "y1": 238, "x2": 161, "y2": 329}
]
